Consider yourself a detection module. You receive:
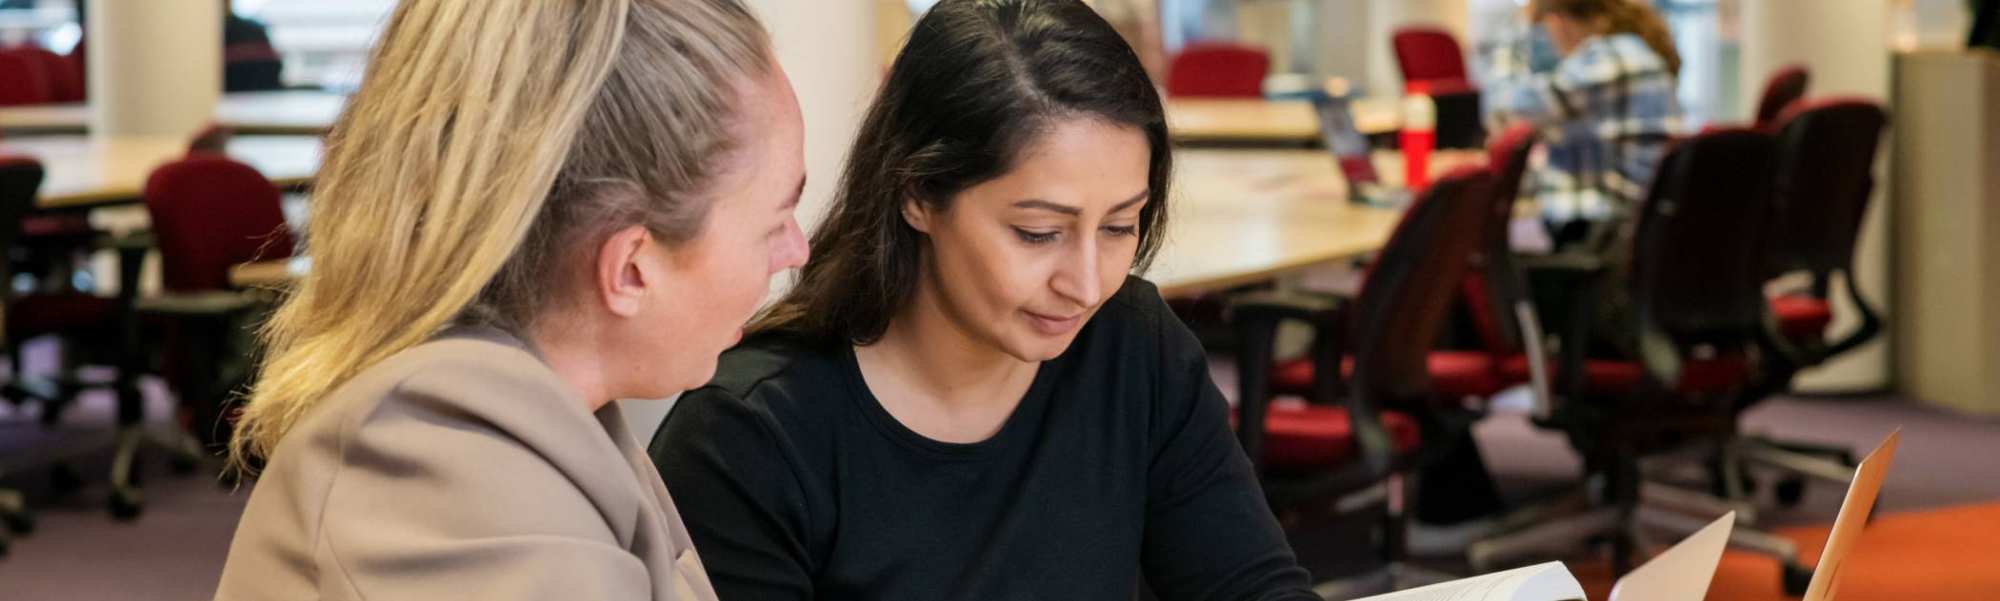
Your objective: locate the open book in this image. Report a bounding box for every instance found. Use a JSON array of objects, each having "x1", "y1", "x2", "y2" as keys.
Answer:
[
  {"x1": 1351, "y1": 512, "x2": 1732, "y2": 601},
  {"x1": 1353, "y1": 429, "x2": 1900, "y2": 601}
]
